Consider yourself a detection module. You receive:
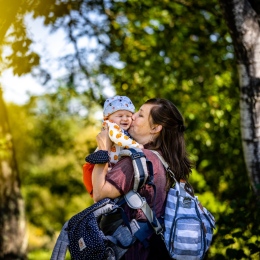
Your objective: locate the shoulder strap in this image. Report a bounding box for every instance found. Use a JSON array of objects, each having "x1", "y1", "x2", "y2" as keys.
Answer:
[
  {"x1": 119, "y1": 148, "x2": 149, "y2": 191},
  {"x1": 118, "y1": 148, "x2": 163, "y2": 235},
  {"x1": 149, "y1": 150, "x2": 177, "y2": 182},
  {"x1": 150, "y1": 150, "x2": 192, "y2": 197},
  {"x1": 50, "y1": 221, "x2": 69, "y2": 260},
  {"x1": 125, "y1": 190, "x2": 163, "y2": 235}
]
